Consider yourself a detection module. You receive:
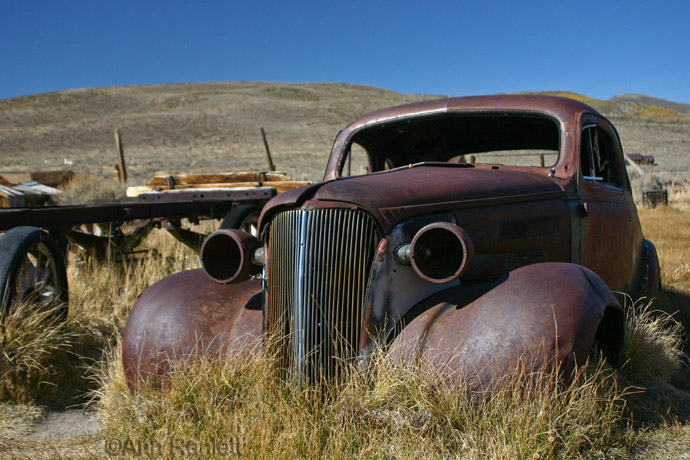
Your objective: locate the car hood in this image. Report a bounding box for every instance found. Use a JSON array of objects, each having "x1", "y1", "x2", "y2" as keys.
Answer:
[{"x1": 261, "y1": 165, "x2": 564, "y2": 232}]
